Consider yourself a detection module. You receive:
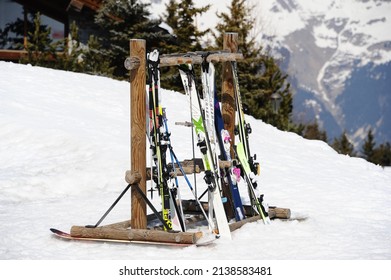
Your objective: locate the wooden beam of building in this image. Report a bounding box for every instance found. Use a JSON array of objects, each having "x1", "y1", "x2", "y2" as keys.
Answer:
[
  {"x1": 68, "y1": 0, "x2": 102, "y2": 11},
  {"x1": 0, "y1": 50, "x2": 27, "y2": 61}
]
